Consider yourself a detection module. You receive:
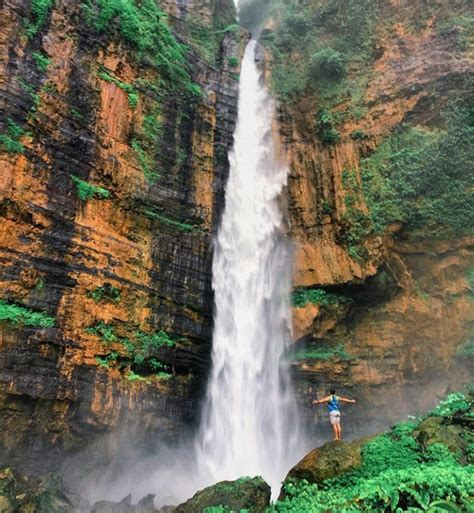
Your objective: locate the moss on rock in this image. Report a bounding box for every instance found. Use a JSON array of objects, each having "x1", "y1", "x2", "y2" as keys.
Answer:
[{"x1": 174, "y1": 476, "x2": 270, "y2": 513}]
